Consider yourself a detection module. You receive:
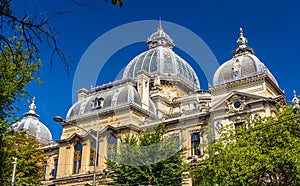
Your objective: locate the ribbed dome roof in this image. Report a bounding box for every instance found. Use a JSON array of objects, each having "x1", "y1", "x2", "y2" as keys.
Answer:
[
  {"x1": 122, "y1": 26, "x2": 200, "y2": 89},
  {"x1": 13, "y1": 98, "x2": 52, "y2": 144},
  {"x1": 66, "y1": 82, "x2": 157, "y2": 120},
  {"x1": 213, "y1": 28, "x2": 278, "y2": 86}
]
